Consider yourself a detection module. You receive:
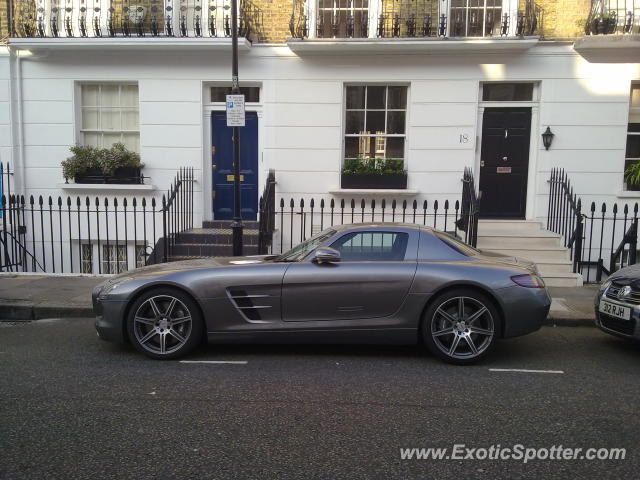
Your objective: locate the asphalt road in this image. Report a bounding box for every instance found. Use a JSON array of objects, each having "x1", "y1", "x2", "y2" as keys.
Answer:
[{"x1": 1, "y1": 319, "x2": 639, "y2": 480}]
